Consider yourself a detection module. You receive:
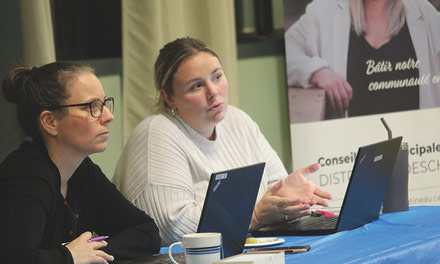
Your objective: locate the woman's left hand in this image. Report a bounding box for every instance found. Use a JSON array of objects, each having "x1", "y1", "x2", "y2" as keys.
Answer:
[
  {"x1": 277, "y1": 163, "x2": 333, "y2": 206},
  {"x1": 250, "y1": 181, "x2": 311, "y2": 231}
]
